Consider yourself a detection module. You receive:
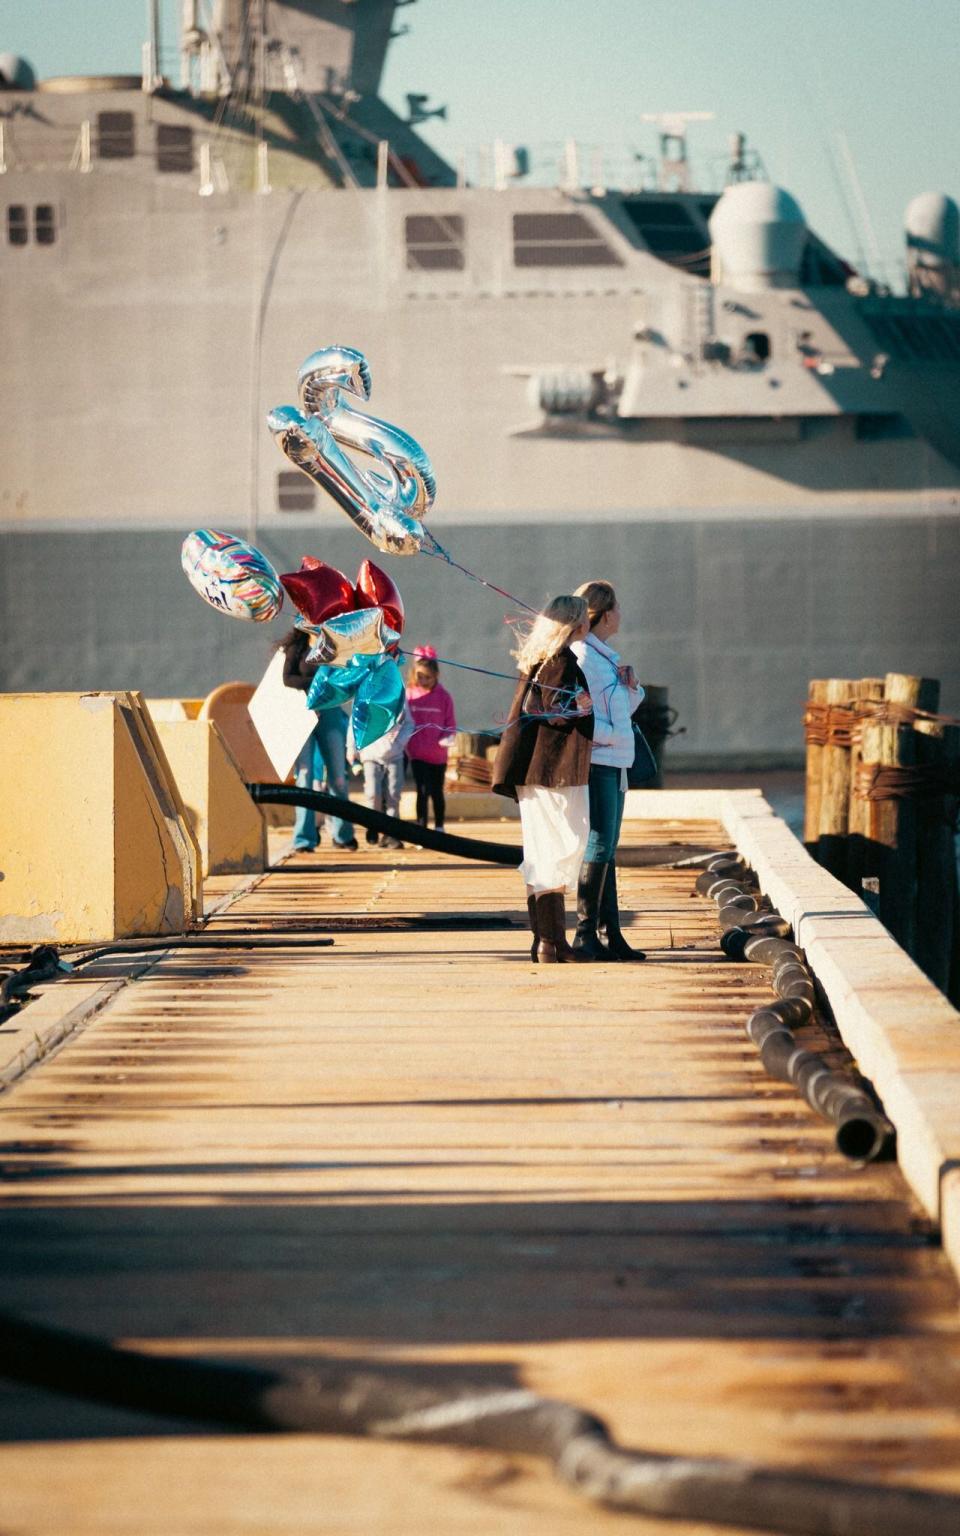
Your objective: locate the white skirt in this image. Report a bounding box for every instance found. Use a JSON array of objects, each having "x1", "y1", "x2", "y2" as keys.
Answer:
[{"x1": 517, "y1": 784, "x2": 590, "y2": 893}]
